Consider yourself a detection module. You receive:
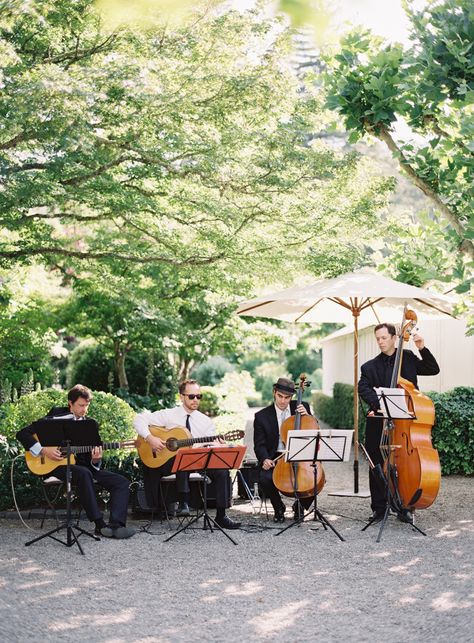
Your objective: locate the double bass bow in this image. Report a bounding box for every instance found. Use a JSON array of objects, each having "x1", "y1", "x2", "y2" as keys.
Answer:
[
  {"x1": 380, "y1": 307, "x2": 441, "y2": 513},
  {"x1": 272, "y1": 374, "x2": 325, "y2": 499}
]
